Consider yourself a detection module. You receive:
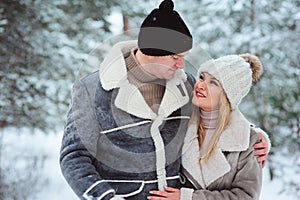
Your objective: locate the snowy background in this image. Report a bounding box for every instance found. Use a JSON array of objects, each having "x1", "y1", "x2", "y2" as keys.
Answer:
[{"x1": 1, "y1": 0, "x2": 299, "y2": 199}]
